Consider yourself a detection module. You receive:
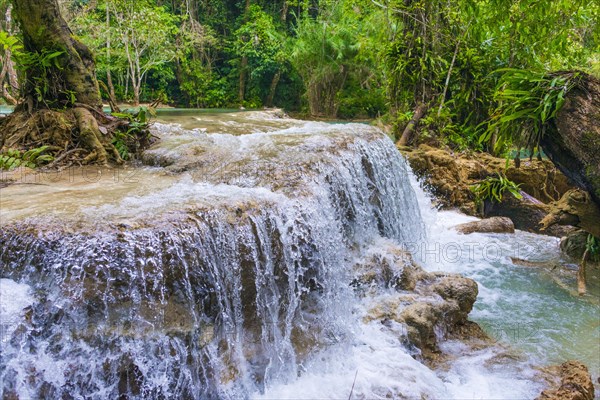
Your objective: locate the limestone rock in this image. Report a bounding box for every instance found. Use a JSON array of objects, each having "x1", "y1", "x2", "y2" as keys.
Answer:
[
  {"x1": 538, "y1": 361, "x2": 595, "y2": 400},
  {"x1": 357, "y1": 246, "x2": 486, "y2": 362},
  {"x1": 455, "y1": 216, "x2": 515, "y2": 234},
  {"x1": 402, "y1": 144, "x2": 572, "y2": 216},
  {"x1": 352, "y1": 246, "x2": 428, "y2": 292},
  {"x1": 431, "y1": 274, "x2": 478, "y2": 318}
]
